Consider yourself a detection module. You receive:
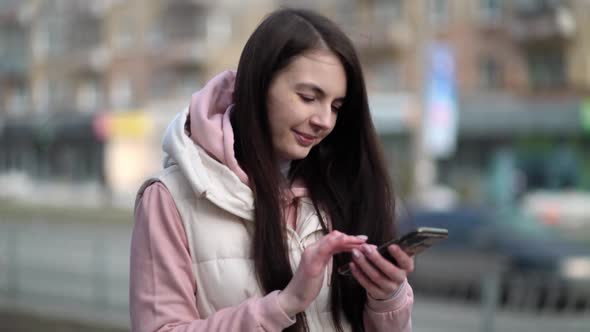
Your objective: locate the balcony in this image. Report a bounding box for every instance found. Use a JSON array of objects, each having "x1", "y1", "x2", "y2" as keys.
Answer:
[
  {"x1": 509, "y1": 6, "x2": 576, "y2": 44},
  {"x1": 352, "y1": 20, "x2": 412, "y2": 52},
  {"x1": 148, "y1": 21, "x2": 208, "y2": 66},
  {"x1": 65, "y1": 15, "x2": 107, "y2": 73},
  {"x1": 148, "y1": 2, "x2": 210, "y2": 66},
  {"x1": 66, "y1": 45, "x2": 109, "y2": 75}
]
